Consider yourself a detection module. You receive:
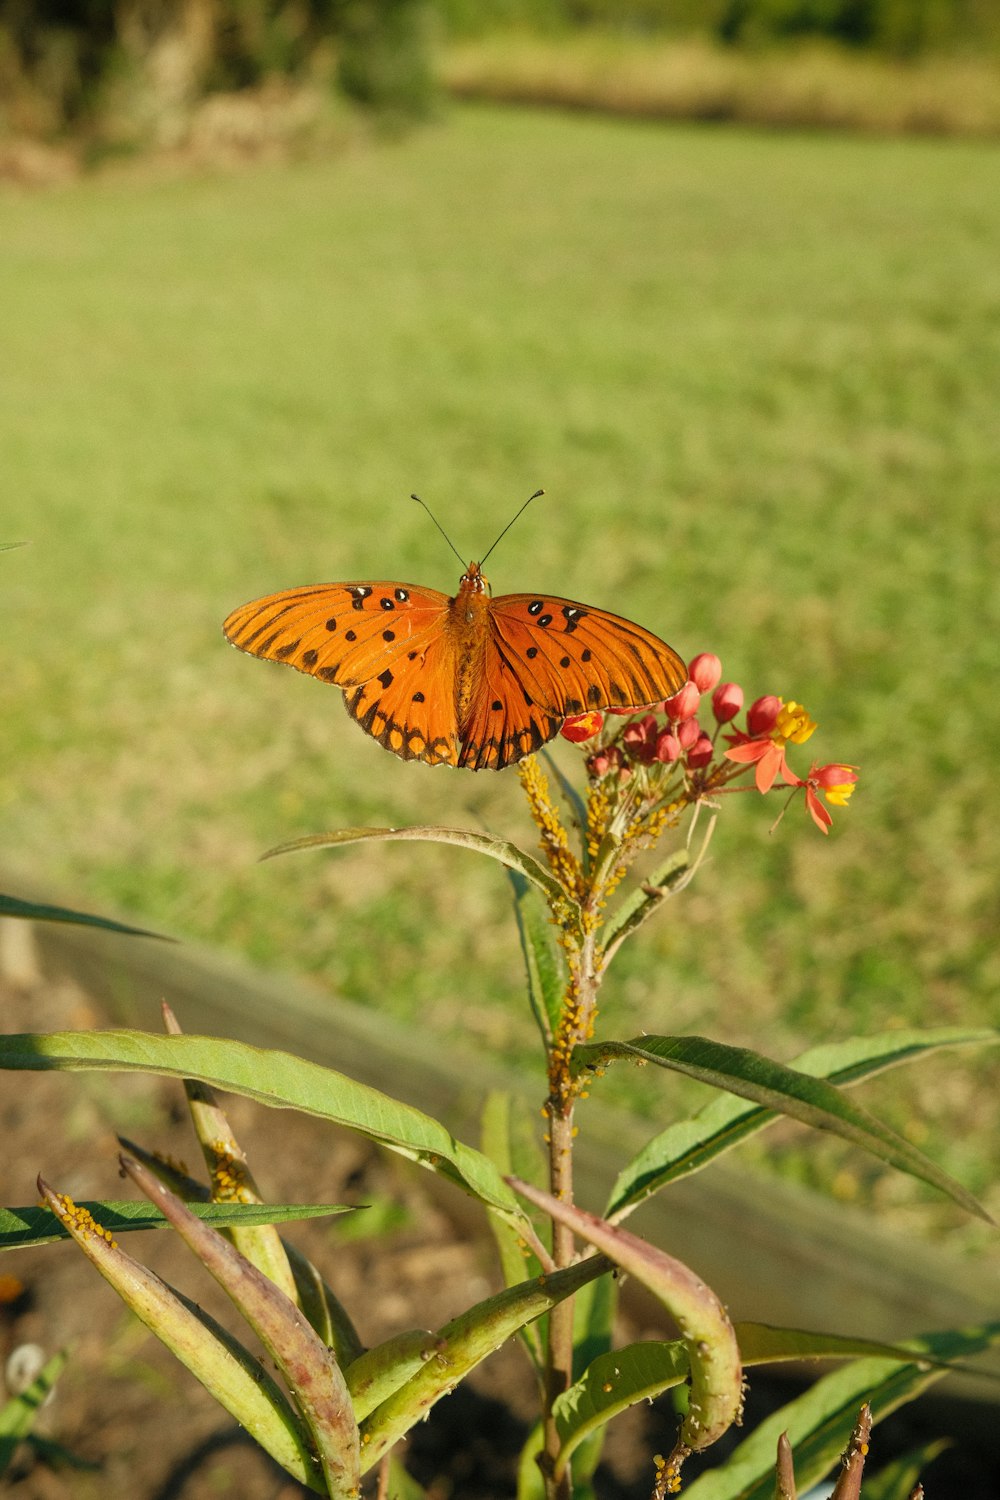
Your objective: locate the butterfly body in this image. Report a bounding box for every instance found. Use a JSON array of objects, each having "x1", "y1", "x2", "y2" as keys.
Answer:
[{"x1": 224, "y1": 562, "x2": 686, "y2": 771}]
